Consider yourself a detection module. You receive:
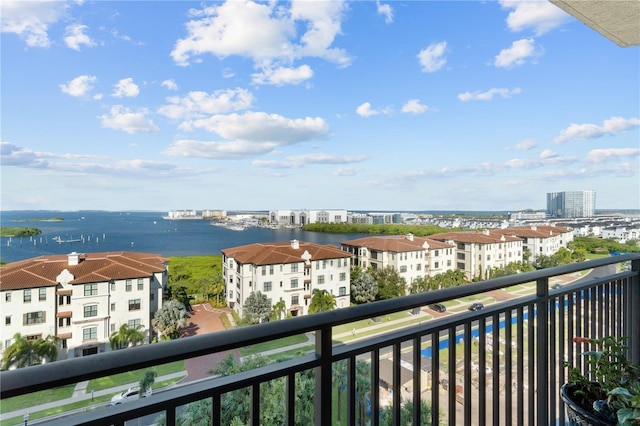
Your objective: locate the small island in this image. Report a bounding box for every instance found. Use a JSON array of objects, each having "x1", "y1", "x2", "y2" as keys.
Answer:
[
  {"x1": 12, "y1": 217, "x2": 64, "y2": 222},
  {"x1": 0, "y1": 227, "x2": 43, "y2": 237}
]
